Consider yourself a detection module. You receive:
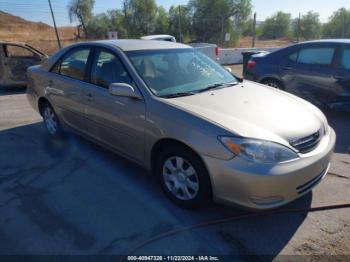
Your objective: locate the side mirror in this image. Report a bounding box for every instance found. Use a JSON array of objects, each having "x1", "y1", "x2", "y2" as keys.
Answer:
[
  {"x1": 224, "y1": 66, "x2": 232, "y2": 73},
  {"x1": 109, "y1": 83, "x2": 142, "y2": 100}
]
